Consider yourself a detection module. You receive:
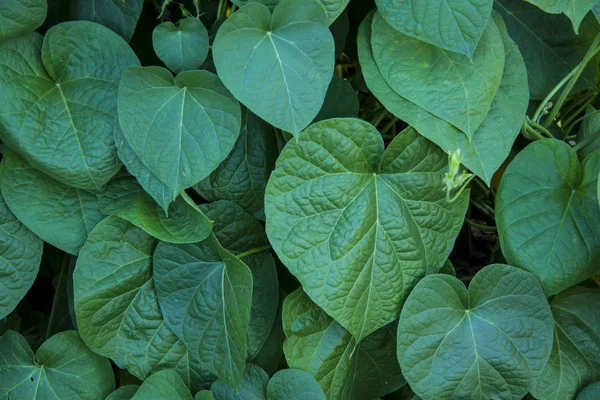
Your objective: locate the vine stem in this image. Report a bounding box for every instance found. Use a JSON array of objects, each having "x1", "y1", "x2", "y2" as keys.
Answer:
[
  {"x1": 465, "y1": 218, "x2": 497, "y2": 231},
  {"x1": 565, "y1": 110, "x2": 600, "y2": 133},
  {"x1": 46, "y1": 253, "x2": 69, "y2": 339},
  {"x1": 217, "y1": 0, "x2": 228, "y2": 19},
  {"x1": 238, "y1": 245, "x2": 272, "y2": 259},
  {"x1": 572, "y1": 128, "x2": 600, "y2": 152}
]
